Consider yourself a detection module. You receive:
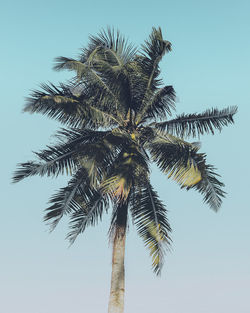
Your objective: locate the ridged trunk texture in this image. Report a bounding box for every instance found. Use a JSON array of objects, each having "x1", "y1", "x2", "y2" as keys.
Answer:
[{"x1": 108, "y1": 226, "x2": 126, "y2": 313}]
